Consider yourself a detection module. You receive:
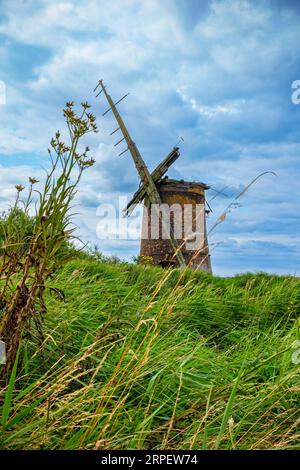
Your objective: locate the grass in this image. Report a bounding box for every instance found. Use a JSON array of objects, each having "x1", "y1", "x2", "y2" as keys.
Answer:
[{"x1": 0, "y1": 257, "x2": 299, "y2": 450}]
